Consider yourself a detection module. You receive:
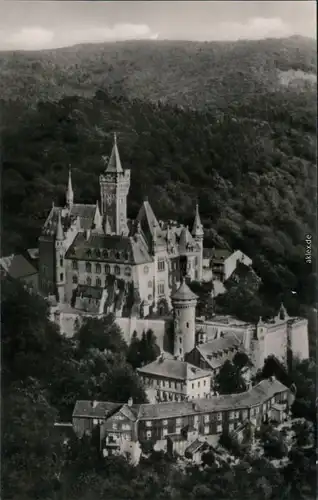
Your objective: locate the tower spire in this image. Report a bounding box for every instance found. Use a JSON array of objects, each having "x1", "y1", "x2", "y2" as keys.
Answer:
[
  {"x1": 66, "y1": 166, "x2": 74, "y2": 209},
  {"x1": 104, "y1": 132, "x2": 123, "y2": 173},
  {"x1": 192, "y1": 203, "x2": 204, "y2": 237}
]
